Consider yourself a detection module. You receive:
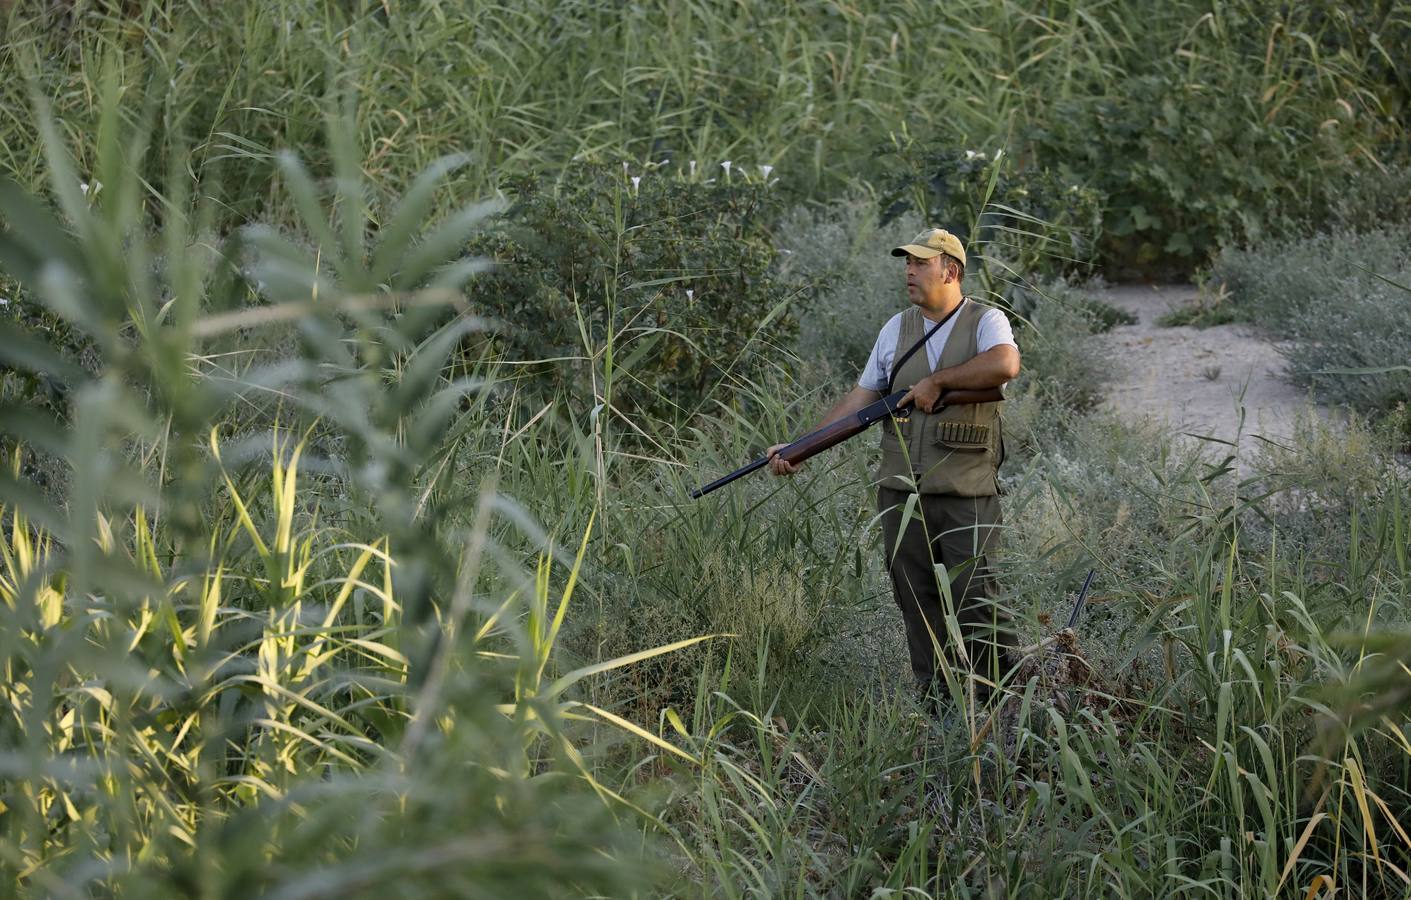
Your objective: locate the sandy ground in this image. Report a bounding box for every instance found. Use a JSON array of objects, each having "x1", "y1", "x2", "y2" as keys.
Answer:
[{"x1": 1089, "y1": 283, "x2": 1329, "y2": 450}]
